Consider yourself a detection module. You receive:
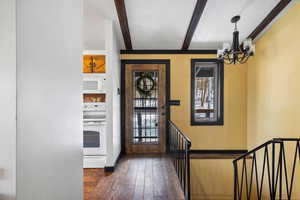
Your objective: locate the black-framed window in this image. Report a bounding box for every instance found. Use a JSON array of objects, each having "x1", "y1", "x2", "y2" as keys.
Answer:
[{"x1": 191, "y1": 59, "x2": 224, "y2": 125}]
